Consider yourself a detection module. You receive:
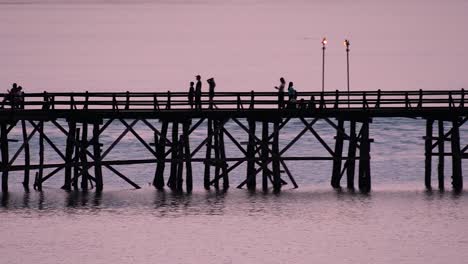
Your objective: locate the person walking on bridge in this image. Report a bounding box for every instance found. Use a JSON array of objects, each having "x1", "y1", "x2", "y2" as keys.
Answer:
[
  {"x1": 188, "y1": 81, "x2": 195, "y2": 109},
  {"x1": 195, "y1": 75, "x2": 202, "y2": 109},
  {"x1": 207, "y1": 78, "x2": 216, "y2": 109},
  {"x1": 275, "y1": 77, "x2": 286, "y2": 109}
]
